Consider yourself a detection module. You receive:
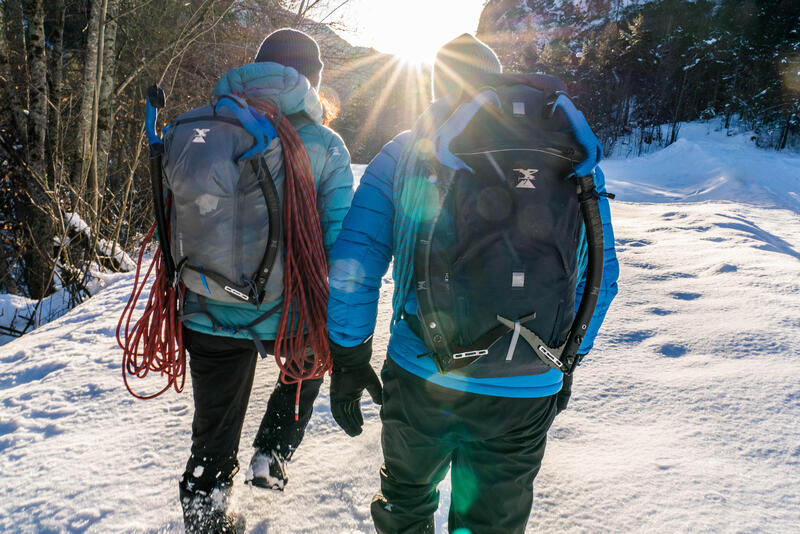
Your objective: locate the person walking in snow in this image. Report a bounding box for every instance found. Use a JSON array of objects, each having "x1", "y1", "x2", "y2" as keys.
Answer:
[
  {"x1": 326, "y1": 33, "x2": 619, "y2": 533},
  {"x1": 171, "y1": 29, "x2": 354, "y2": 533}
]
